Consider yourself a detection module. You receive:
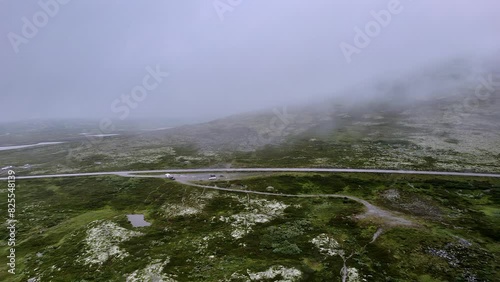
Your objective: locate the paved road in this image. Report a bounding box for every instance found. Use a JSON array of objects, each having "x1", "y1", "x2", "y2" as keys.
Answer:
[
  {"x1": 1, "y1": 168, "x2": 500, "y2": 181},
  {"x1": 5, "y1": 167, "x2": 495, "y2": 226}
]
